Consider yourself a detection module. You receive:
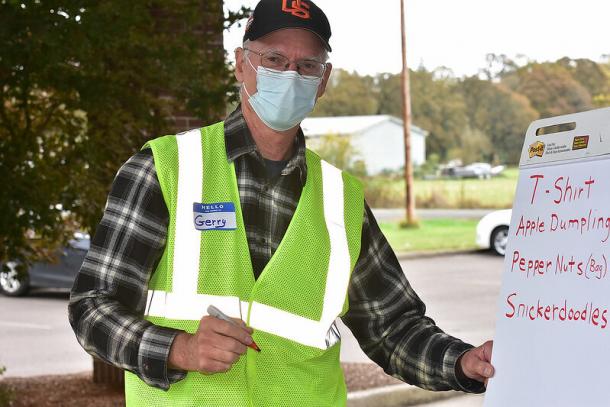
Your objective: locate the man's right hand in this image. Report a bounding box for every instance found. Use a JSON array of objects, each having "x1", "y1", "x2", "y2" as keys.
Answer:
[{"x1": 168, "y1": 315, "x2": 254, "y2": 374}]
